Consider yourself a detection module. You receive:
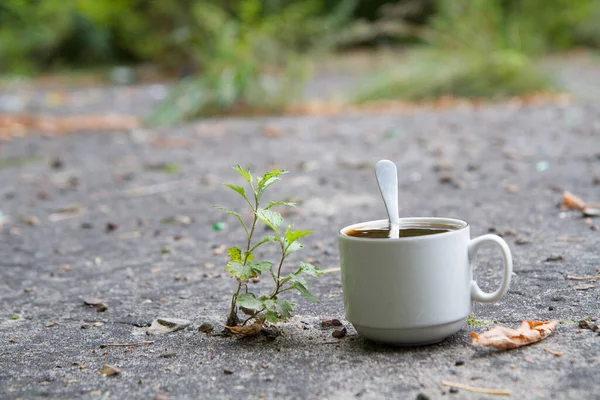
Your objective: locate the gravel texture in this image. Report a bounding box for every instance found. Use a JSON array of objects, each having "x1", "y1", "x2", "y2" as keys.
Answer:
[{"x1": 1, "y1": 97, "x2": 599, "y2": 399}]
